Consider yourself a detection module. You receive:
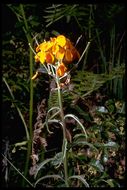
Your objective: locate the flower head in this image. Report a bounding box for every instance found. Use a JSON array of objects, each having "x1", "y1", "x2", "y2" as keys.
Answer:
[{"x1": 33, "y1": 34, "x2": 80, "y2": 78}]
